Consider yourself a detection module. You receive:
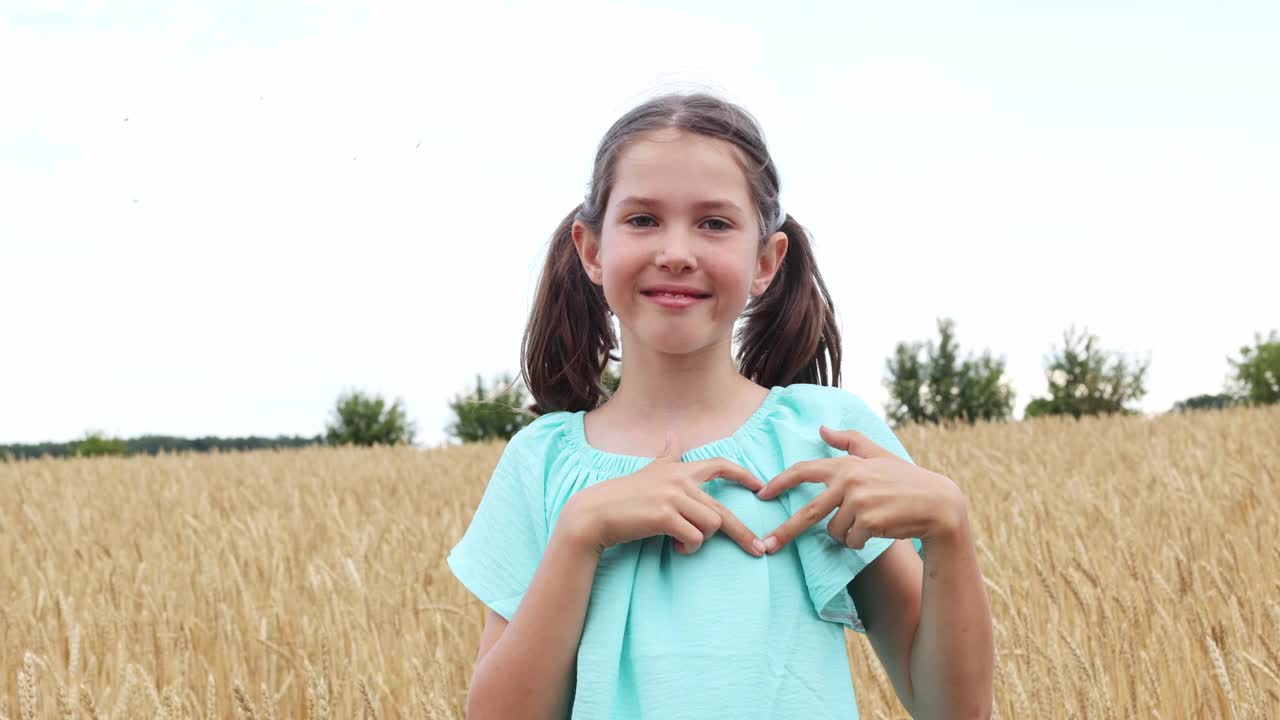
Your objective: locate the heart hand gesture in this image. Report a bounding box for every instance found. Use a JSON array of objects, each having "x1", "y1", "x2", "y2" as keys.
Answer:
[{"x1": 755, "y1": 425, "x2": 968, "y2": 554}]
